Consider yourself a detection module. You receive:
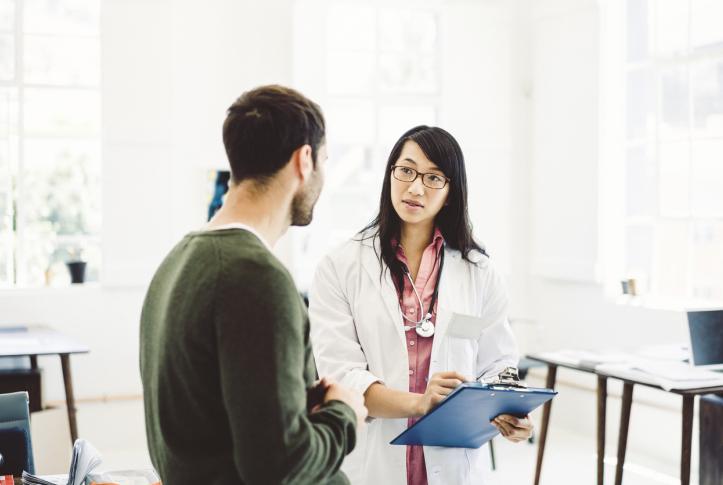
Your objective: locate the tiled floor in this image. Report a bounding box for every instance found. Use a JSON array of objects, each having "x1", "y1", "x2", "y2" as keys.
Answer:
[{"x1": 31, "y1": 399, "x2": 698, "y2": 484}]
